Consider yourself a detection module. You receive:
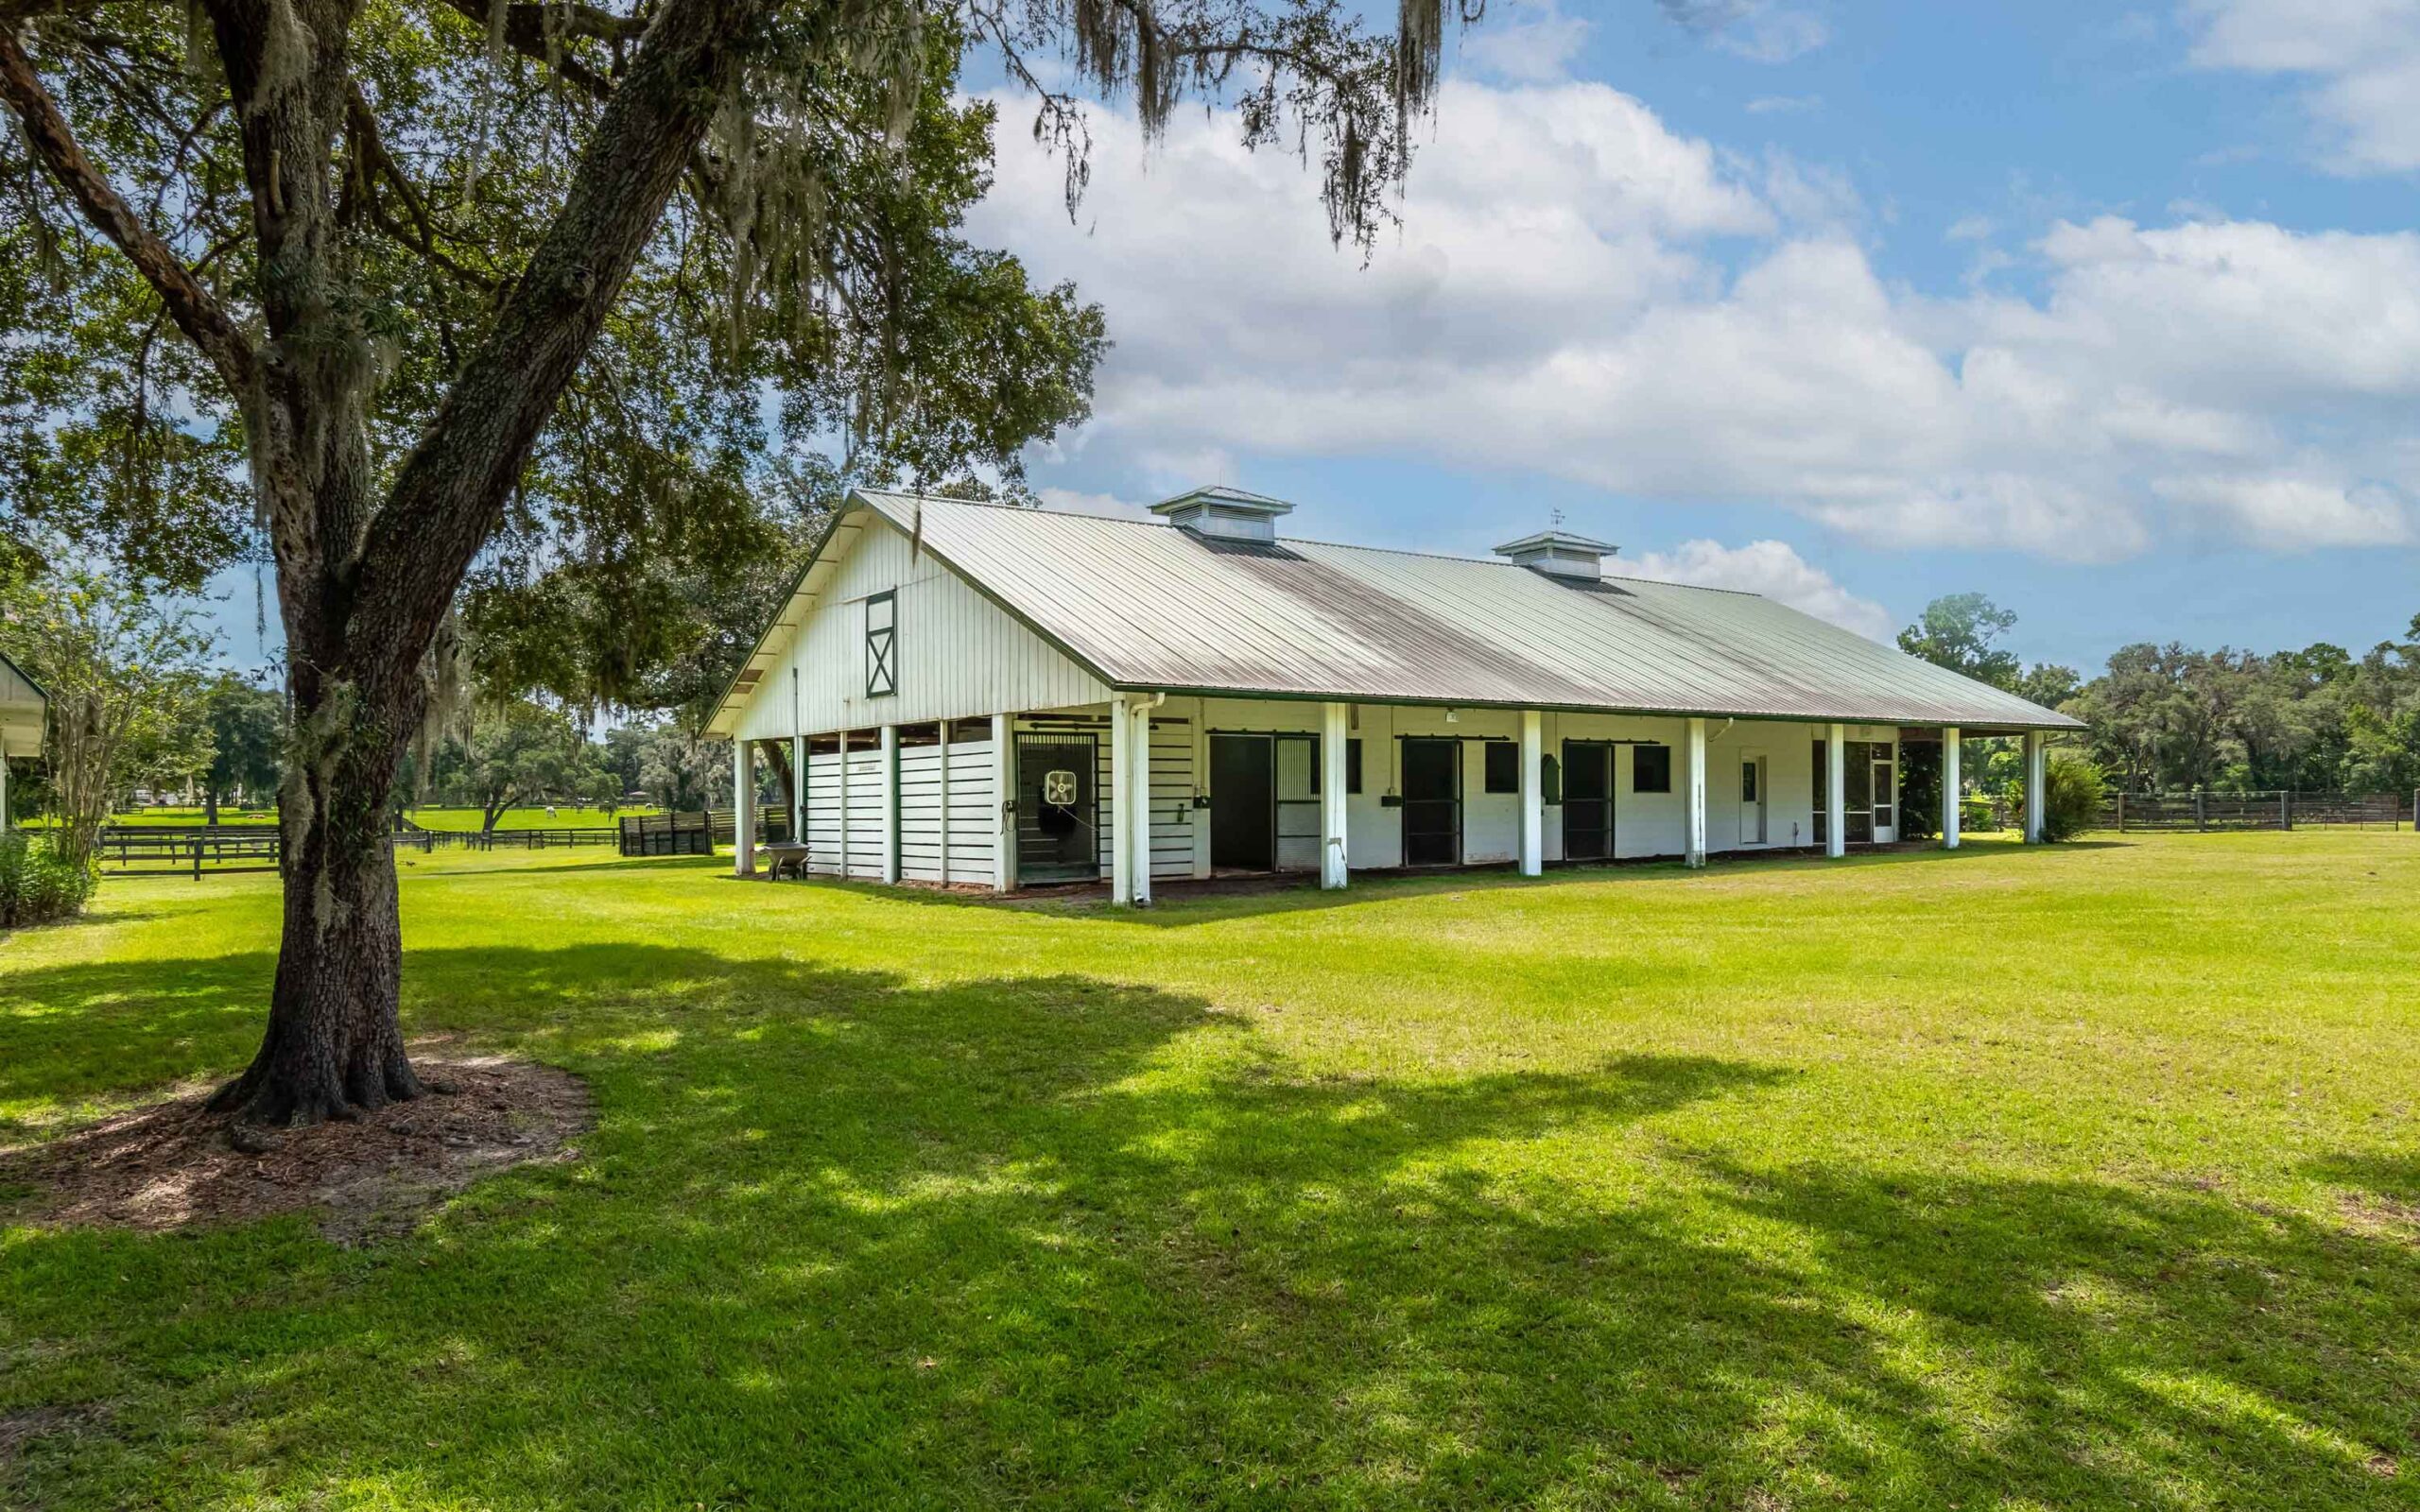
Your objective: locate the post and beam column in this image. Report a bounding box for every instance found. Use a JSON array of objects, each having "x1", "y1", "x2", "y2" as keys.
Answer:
[
  {"x1": 1321, "y1": 701, "x2": 1351, "y2": 889},
  {"x1": 1129, "y1": 697, "x2": 1155, "y2": 906},
  {"x1": 2024, "y1": 731, "x2": 2048, "y2": 843},
  {"x1": 1518, "y1": 709, "x2": 1545, "y2": 878},
  {"x1": 1824, "y1": 723, "x2": 1847, "y2": 858},
  {"x1": 732, "y1": 739, "x2": 756, "y2": 877},
  {"x1": 992, "y1": 713, "x2": 1017, "y2": 893},
  {"x1": 1684, "y1": 716, "x2": 1708, "y2": 868},
  {"x1": 1108, "y1": 702, "x2": 1131, "y2": 903},
  {"x1": 1941, "y1": 727, "x2": 1962, "y2": 850},
  {"x1": 879, "y1": 724, "x2": 900, "y2": 884}
]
